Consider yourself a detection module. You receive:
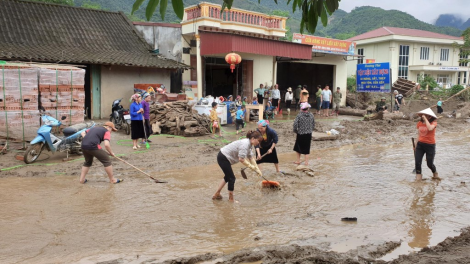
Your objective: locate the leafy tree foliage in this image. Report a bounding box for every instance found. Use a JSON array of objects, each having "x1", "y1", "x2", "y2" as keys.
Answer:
[
  {"x1": 347, "y1": 76, "x2": 356, "y2": 92},
  {"x1": 455, "y1": 27, "x2": 470, "y2": 66},
  {"x1": 418, "y1": 74, "x2": 438, "y2": 90}
]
